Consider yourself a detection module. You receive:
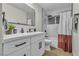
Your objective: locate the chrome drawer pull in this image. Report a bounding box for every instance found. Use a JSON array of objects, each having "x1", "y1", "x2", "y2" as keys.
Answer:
[{"x1": 15, "y1": 42, "x2": 26, "y2": 47}]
